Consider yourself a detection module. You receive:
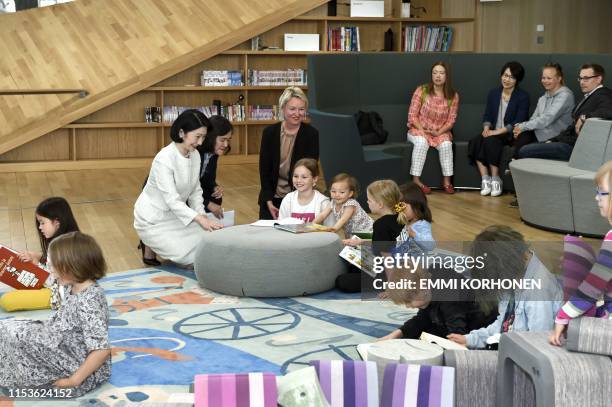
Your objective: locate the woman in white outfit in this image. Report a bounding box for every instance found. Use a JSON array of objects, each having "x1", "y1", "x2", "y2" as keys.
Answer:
[{"x1": 134, "y1": 109, "x2": 222, "y2": 267}]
